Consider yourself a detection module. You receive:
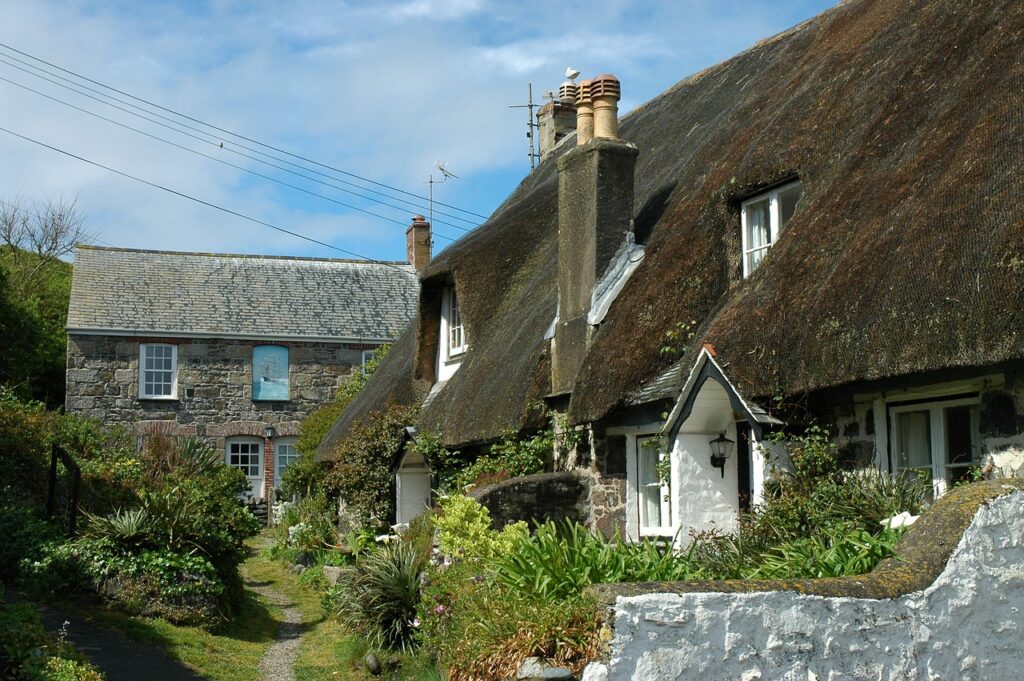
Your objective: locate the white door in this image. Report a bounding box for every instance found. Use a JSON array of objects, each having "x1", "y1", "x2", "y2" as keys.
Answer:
[
  {"x1": 396, "y1": 469, "x2": 431, "y2": 524},
  {"x1": 226, "y1": 437, "x2": 263, "y2": 500}
]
